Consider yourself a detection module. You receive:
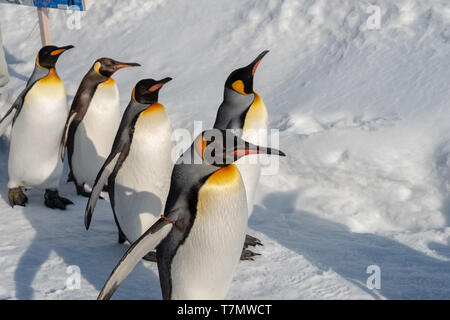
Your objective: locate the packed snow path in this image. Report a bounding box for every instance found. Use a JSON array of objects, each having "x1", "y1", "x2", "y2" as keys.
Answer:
[{"x1": 1, "y1": 0, "x2": 450, "y2": 299}]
